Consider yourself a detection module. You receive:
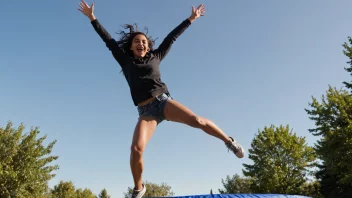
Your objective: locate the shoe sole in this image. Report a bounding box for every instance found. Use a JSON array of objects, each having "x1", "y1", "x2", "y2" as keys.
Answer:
[
  {"x1": 131, "y1": 185, "x2": 146, "y2": 198},
  {"x1": 236, "y1": 147, "x2": 245, "y2": 158}
]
